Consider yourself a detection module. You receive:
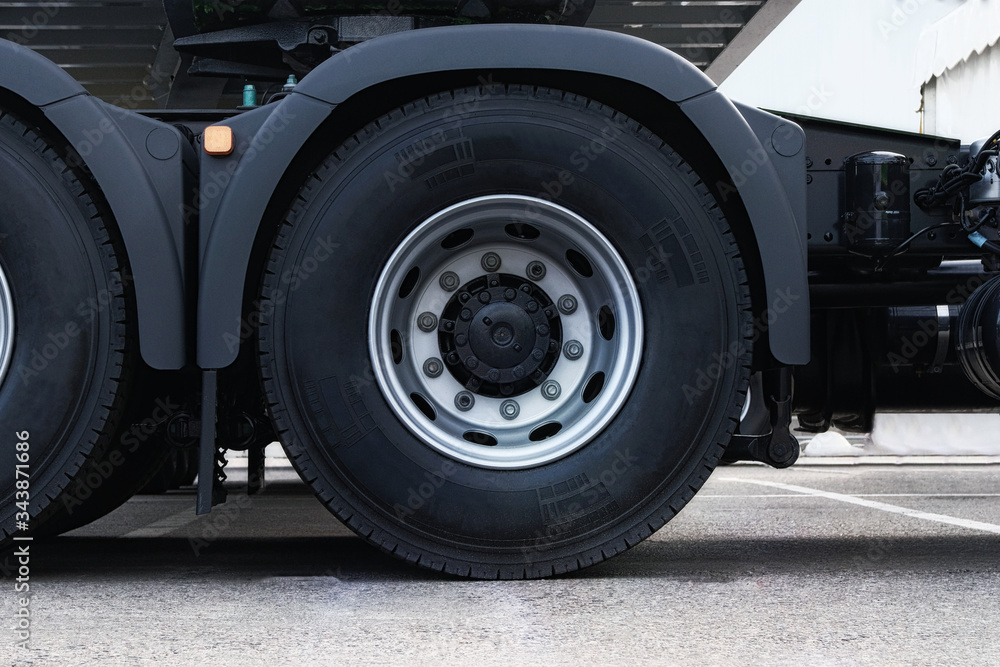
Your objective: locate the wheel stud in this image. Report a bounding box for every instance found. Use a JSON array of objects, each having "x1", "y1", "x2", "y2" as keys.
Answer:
[
  {"x1": 423, "y1": 358, "x2": 443, "y2": 378},
  {"x1": 447, "y1": 351, "x2": 460, "y2": 364},
  {"x1": 541, "y1": 380, "x2": 561, "y2": 400},
  {"x1": 481, "y1": 252, "x2": 502, "y2": 272},
  {"x1": 526, "y1": 261, "x2": 546, "y2": 280},
  {"x1": 564, "y1": 340, "x2": 584, "y2": 360},
  {"x1": 520, "y1": 284, "x2": 531, "y2": 293},
  {"x1": 500, "y1": 400, "x2": 520, "y2": 420},
  {"x1": 417, "y1": 312, "x2": 438, "y2": 332},
  {"x1": 557, "y1": 295, "x2": 578, "y2": 315},
  {"x1": 439, "y1": 271, "x2": 460, "y2": 292},
  {"x1": 459, "y1": 292, "x2": 471, "y2": 303},
  {"x1": 455, "y1": 391, "x2": 475, "y2": 411},
  {"x1": 504, "y1": 288, "x2": 517, "y2": 301}
]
